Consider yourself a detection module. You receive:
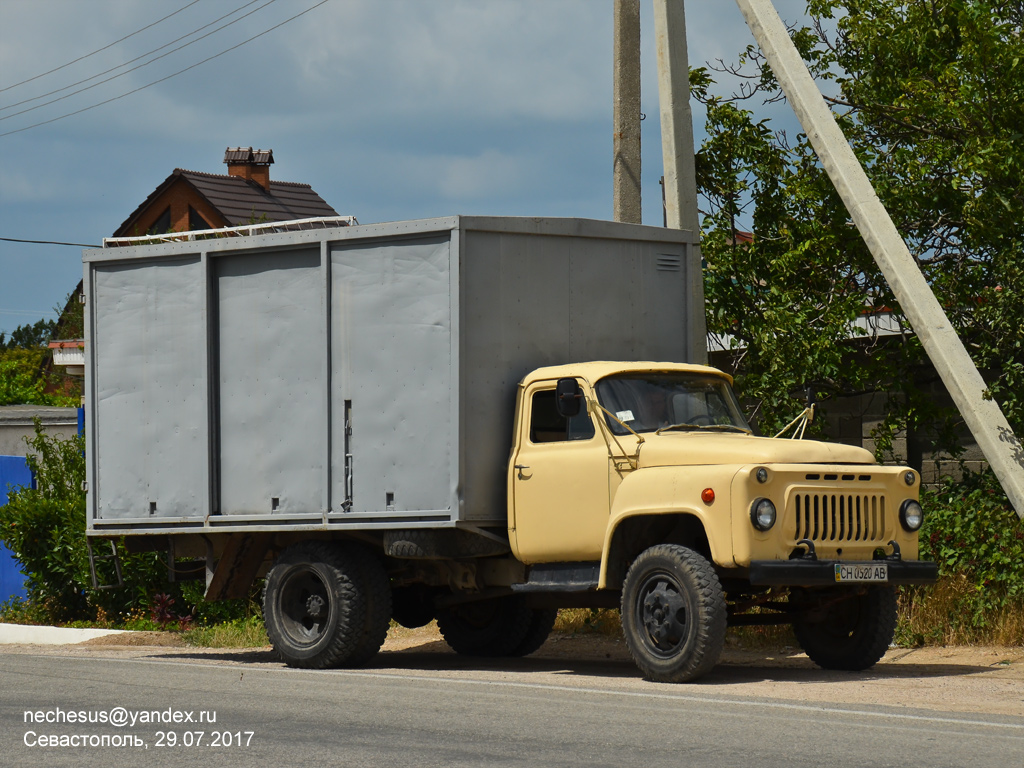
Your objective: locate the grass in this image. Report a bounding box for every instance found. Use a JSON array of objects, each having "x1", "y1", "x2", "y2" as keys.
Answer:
[
  {"x1": 896, "y1": 574, "x2": 1024, "y2": 647},
  {"x1": 181, "y1": 616, "x2": 269, "y2": 648},
  {"x1": 553, "y1": 608, "x2": 622, "y2": 636}
]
